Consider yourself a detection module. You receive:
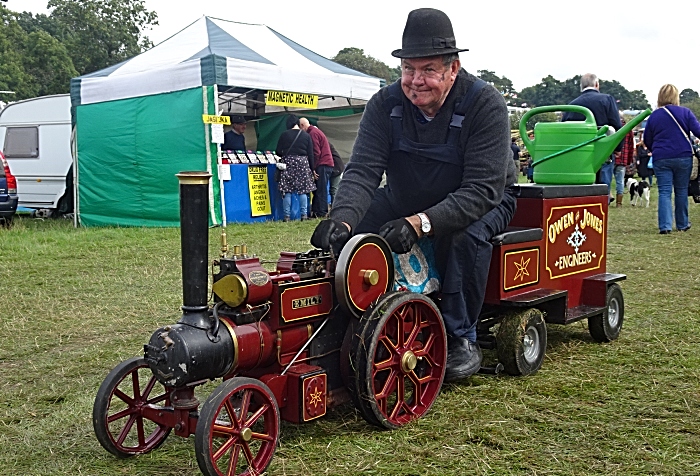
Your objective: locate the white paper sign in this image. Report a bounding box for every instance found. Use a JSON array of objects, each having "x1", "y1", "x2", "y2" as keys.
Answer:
[
  {"x1": 211, "y1": 124, "x2": 224, "y2": 144},
  {"x1": 218, "y1": 164, "x2": 231, "y2": 181}
]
